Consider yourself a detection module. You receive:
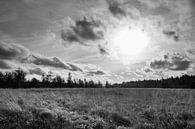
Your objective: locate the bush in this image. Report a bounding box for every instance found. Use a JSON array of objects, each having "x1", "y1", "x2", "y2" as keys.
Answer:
[
  {"x1": 110, "y1": 113, "x2": 132, "y2": 127},
  {"x1": 91, "y1": 109, "x2": 110, "y2": 120},
  {"x1": 92, "y1": 122, "x2": 106, "y2": 129},
  {"x1": 141, "y1": 108, "x2": 156, "y2": 122},
  {"x1": 0, "y1": 109, "x2": 31, "y2": 129},
  {"x1": 135, "y1": 123, "x2": 155, "y2": 129},
  {"x1": 0, "y1": 109, "x2": 73, "y2": 129},
  {"x1": 176, "y1": 112, "x2": 194, "y2": 121}
]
